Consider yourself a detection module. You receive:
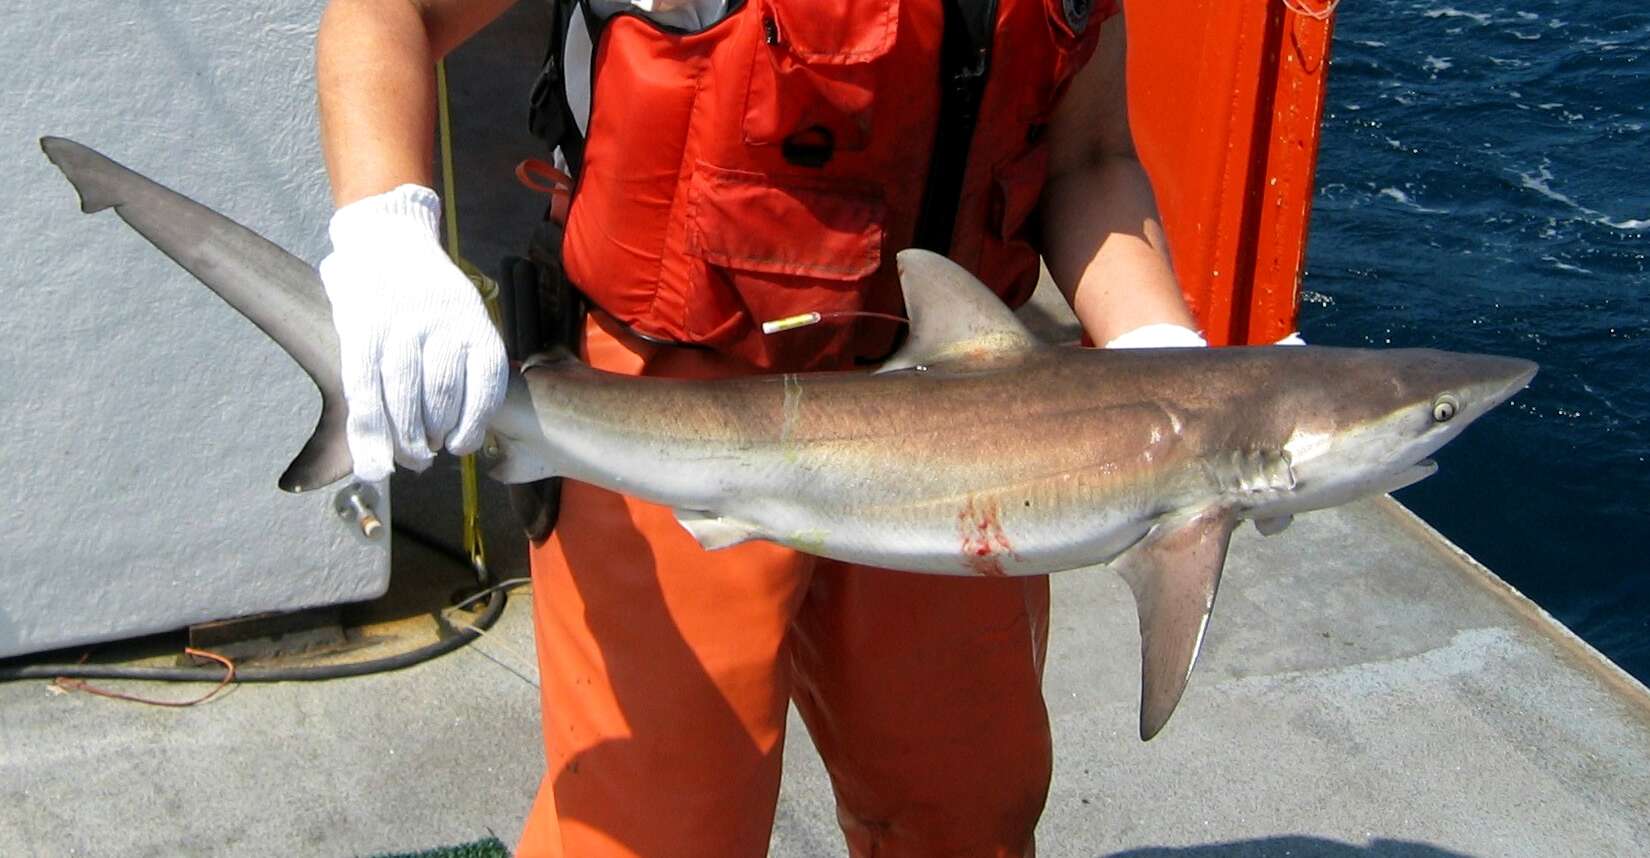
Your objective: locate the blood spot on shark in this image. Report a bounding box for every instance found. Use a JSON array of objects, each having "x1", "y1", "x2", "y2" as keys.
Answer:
[{"x1": 958, "y1": 495, "x2": 1016, "y2": 576}]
